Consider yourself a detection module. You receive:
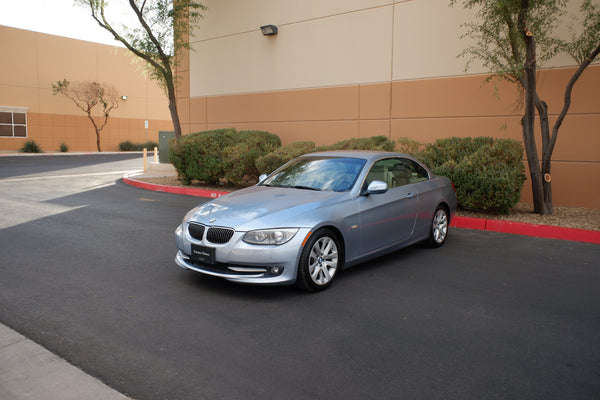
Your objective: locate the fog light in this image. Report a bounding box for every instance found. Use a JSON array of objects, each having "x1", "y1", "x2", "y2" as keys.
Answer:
[{"x1": 267, "y1": 266, "x2": 284, "y2": 276}]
